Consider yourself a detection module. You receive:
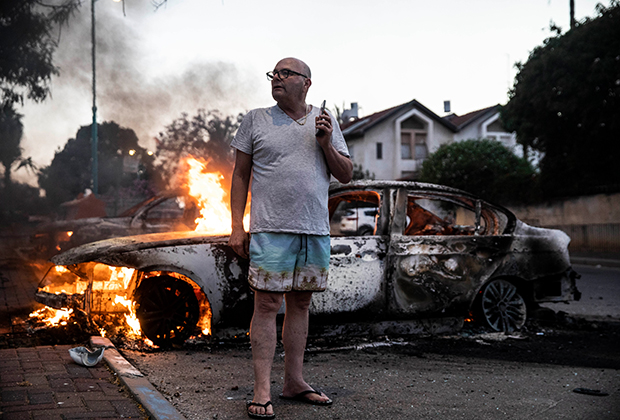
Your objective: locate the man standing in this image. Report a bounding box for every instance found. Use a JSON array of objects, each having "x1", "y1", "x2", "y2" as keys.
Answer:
[{"x1": 228, "y1": 57, "x2": 352, "y2": 419}]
